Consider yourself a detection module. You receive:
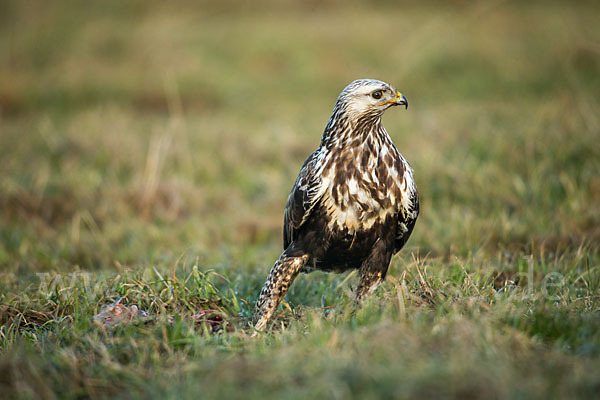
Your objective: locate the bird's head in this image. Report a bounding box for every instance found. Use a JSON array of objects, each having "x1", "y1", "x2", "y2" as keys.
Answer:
[{"x1": 336, "y1": 79, "x2": 408, "y2": 121}]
